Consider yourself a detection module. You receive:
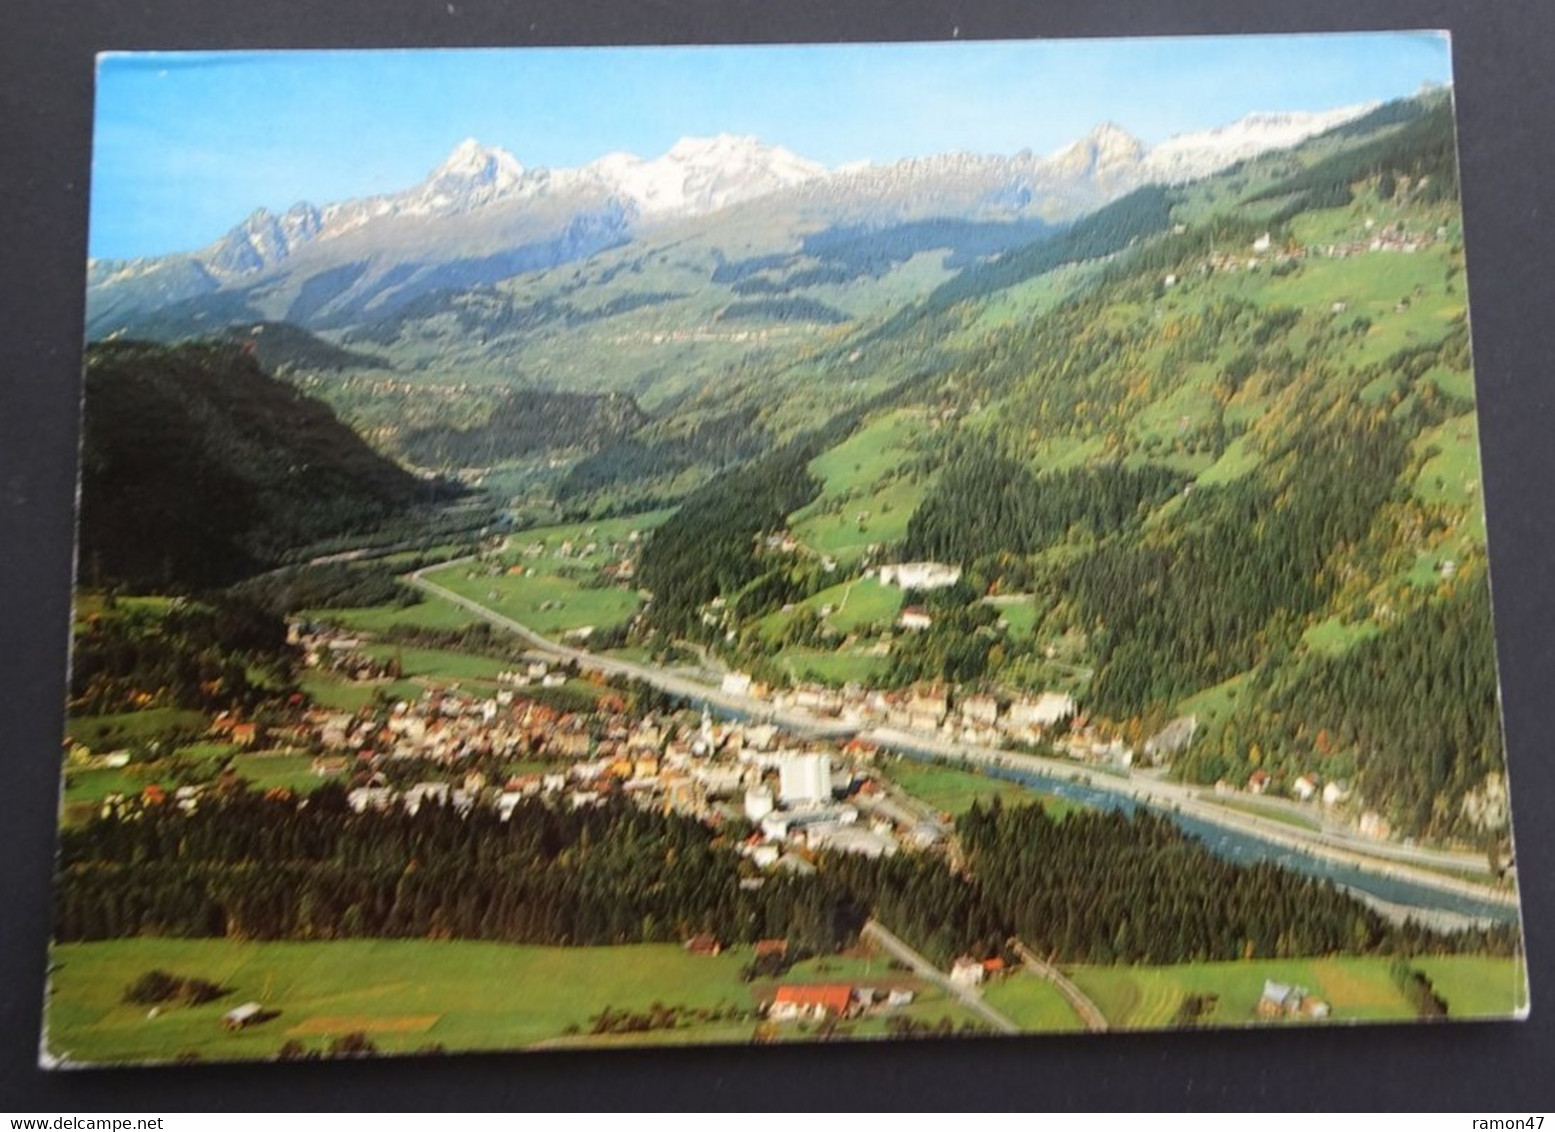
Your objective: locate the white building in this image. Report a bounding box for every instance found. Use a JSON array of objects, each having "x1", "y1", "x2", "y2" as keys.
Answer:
[
  {"x1": 878, "y1": 562, "x2": 962, "y2": 590},
  {"x1": 744, "y1": 786, "x2": 775, "y2": 822},
  {"x1": 778, "y1": 752, "x2": 833, "y2": 805},
  {"x1": 949, "y1": 957, "x2": 986, "y2": 988},
  {"x1": 959, "y1": 694, "x2": 1000, "y2": 726},
  {"x1": 1007, "y1": 691, "x2": 1075, "y2": 729},
  {"x1": 721, "y1": 671, "x2": 753, "y2": 696},
  {"x1": 347, "y1": 787, "x2": 395, "y2": 814}
]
